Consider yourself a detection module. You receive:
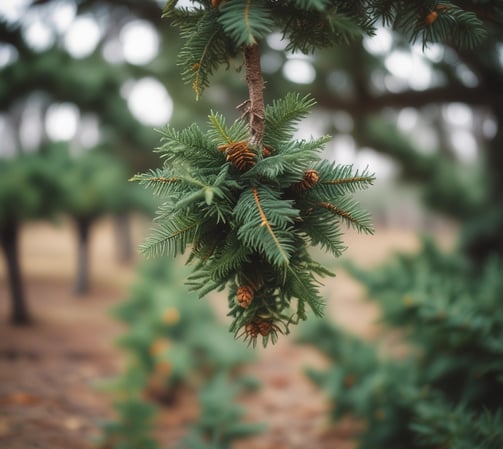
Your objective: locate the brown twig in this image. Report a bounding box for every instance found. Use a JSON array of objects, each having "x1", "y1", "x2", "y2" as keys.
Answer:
[{"x1": 243, "y1": 44, "x2": 265, "y2": 148}]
